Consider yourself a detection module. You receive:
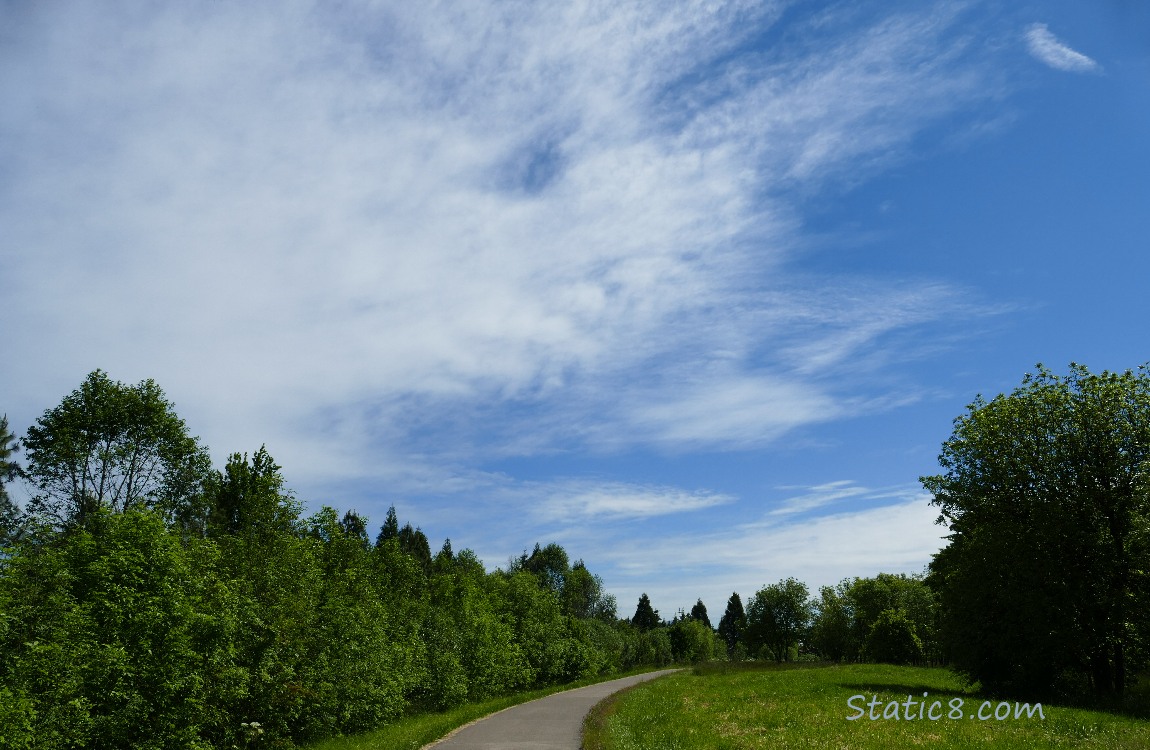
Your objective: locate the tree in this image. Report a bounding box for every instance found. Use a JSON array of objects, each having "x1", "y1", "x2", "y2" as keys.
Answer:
[
  {"x1": 809, "y1": 583, "x2": 854, "y2": 663},
  {"x1": 522, "y1": 542, "x2": 570, "y2": 596},
  {"x1": 668, "y1": 618, "x2": 715, "y2": 663},
  {"x1": 561, "y1": 561, "x2": 611, "y2": 620},
  {"x1": 0, "y1": 508, "x2": 215, "y2": 747},
  {"x1": 845, "y1": 574, "x2": 937, "y2": 663},
  {"x1": 206, "y1": 446, "x2": 299, "y2": 538},
  {"x1": 21, "y1": 371, "x2": 211, "y2": 528},
  {"x1": 718, "y1": 592, "x2": 746, "y2": 657},
  {"x1": 375, "y1": 505, "x2": 399, "y2": 546},
  {"x1": 863, "y1": 608, "x2": 924, "y2": 665},
  {"x1": 0, "y1": 414, "x2": 23, "y2": 544},
  {"x1": 631, "y1": 593, "x2": 660, "y2": 631},
  {"x1": 746, "y1": 578, "x2": 812, "y2": 662},
  {"x1": 689, "y1": 598, "x2": 712, "y2": 630},
  {"x1": 339, "y1": 509, "x2": 369, "y2": 548},
  {"x1": 398, "y1": 523, "x2": 432, "y2": 572},
  {"x1": 923, "y1": 363, "x2": 1150, "y2": 698}
]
